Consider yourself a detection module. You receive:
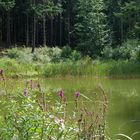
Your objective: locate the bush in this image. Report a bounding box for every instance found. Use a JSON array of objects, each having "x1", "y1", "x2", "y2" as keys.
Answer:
[
  {"x1": 61, "y1": 46, "x2": 72, "y2": 58},
  {"x1": 102, "y1": 39, "x2": 140, "y2": 61},
  {"x1": 70, "y1": 50, "x2": 82, "y2": 61},
  {"x1": 48, "y1": 47, "x2": 62, "y2": 62},
  {"x1": 7, "y1": 48, "x2": 21, "y2": 59},
  {"x1": 5, "y1": 46, "x2": 84, "y2": 64},
  {"x1": 102, "y1": 46, "x2": 113, "y2": 59},
  {"x1": 136, "y1": 49, "x2": 140, "y2": 62}
]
